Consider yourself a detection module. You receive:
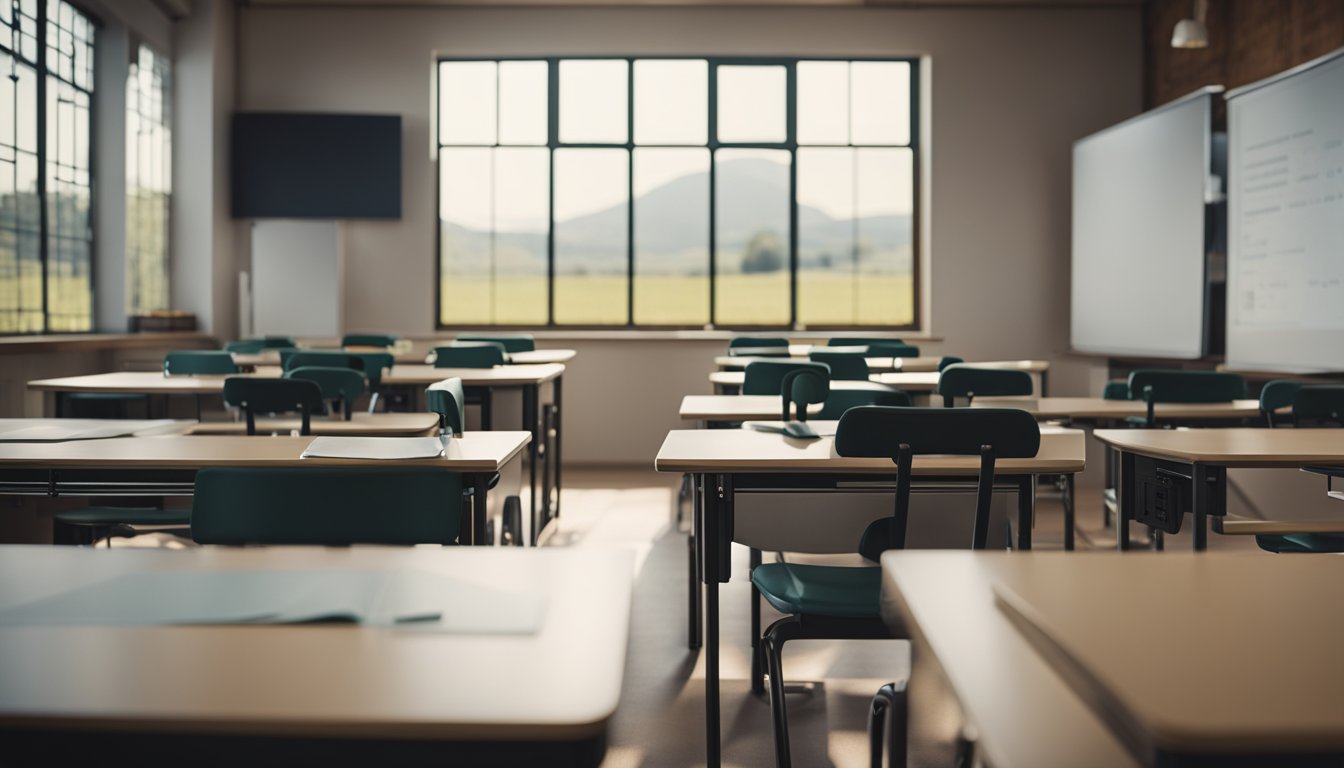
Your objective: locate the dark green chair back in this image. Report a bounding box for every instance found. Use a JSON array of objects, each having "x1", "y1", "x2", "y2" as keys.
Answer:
[
  {"x1": 433, "y1": 342, "x2": 508, "y2": 369},
  {"x1": 828, "y1": 337, "x2": 900, "y2": 348},
  {"x1": 285, "y1": 366, "x2": 366, "y2": 420},
  {"x1": 937, "y1": 365, "x2": 1033, "y2": 407},
  {"x1": 223, "y1": 339, "x2": 266, "y2": 354},
  {"x1": 836, "y1": 406, "x2": 1041, "y2": 553},
  {"x1": 1102, "y1": 380, "x2": 1130, "y2": 400},
  {"x1": 1292, "y1": 386, "x2": 1344, "y2": 427},
  {"x1": 808, "y1": 350, "x2": 870, "y2": 381},
  {"x1": 457, "y1": 334, "x2": 534, "y2": 353},
  {"x1": 345, "y1": 352, "x2": 394, "y2": 392},
  {"x1": 728, "y1": 336, "x2": 791, "y2": 357},
  {"x1": 938, "y1": 356, "x2": 964, "y2": 372},
  {"x1": 261, "y1": 336, "x2": 298, "y2": 349},
  {"x1": 342, "y1": 333, "x2": 397, "y2": 348},
  {"x1": 869, "y1": 342, "x2": 921, "y2": 357},
  {"x1": 818, "y1": 383, "x2": 912, "y2": 420},
  {"x1": 191, "y1": 468, "x2": 462, "y2": 546},
  {"x1": 164, "y1": 350, "x2": 240, "y2": 376},
  {"x1": 780, "y1": 367, "x2": 829, "y2": 422},
  {"x1": 1128, "y1": 369, "x2": 1248, "y2": 426},
  {"x1": 222, "y1": 377, "x2": 326, "y2": 435},
  {"x1": 426, "y1": 377, "x2": 467, "y2": 436},
  {"x1": 742, "y1": 360, "x2": 830, "y2": 396},
  {"x1": 280, "y1": 350, "x2": 366, "y2": 374},
  {"x1": 1260, "y1": 380, "x2": 1302, "y2": 427}
]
